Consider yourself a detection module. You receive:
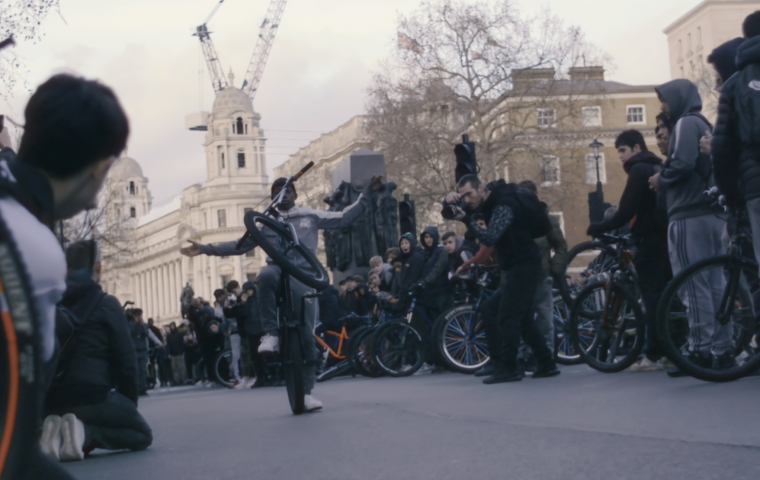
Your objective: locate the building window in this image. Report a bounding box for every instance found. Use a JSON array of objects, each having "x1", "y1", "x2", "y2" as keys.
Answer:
[
  {"x1": 540, "y1": 156, "x2": 560, "y2": 186},
  {"x1": 129, "y1": 181, "x2": 135, "y2": 195},
  {"x1": 221, "y1": 152, "x2": 225, "y2": 169},
  {"x1": 246, "y1": 273, "x2": 257, "y2": 283},
  {"x1": 581, "y1": 106, "x2": 602, "y2": 127},
  {"x1": 687, "y1": 33, "x2": 692, "y2": 55},
  {"x1": 236, "y1": 117, "x2": 244, "y2": 135},
  {"x1": 697, "y1": 27, "x2": 702, "y2": 48},
  {"x1": 238, "y1": 152, "x2": 245, "y2": 168},
  {"x1": 549, "y1": 212, "x2": 565, "y2": 236},
  {"x1": 217, "y1": 209, "x2": 227, "y2": 228},
  {"x1": 221, "y1": 275, "x2": 232, "y2": 288},
  {"x1": 585, "y1": 153, "x2": 607, "y2": 184},
  {"x1": 626, "y1": 105, "x2": 645, "y2": 124},
  {"x1": 116, "y1": 207, "x2": 121, "y2": 218},
  {"x1": 130, "y1": 206, "x2": 136, "y2": 218},
  {"x1": 245, "y1": 123, "x2": 248, "y2": 134},
  {"x1": 537, "y1": 108, "x2": 555, "y2": 127}
]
